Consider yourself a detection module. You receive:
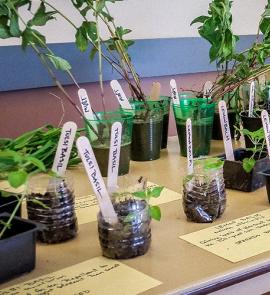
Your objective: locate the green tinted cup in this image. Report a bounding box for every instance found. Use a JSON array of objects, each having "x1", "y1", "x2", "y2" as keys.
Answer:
[
  {"x1": 173, "y1": 98, "x2": 215, "y2": 157},
  {"x1": 127, "y1": 101, "x2": 163, "y2": 161},
  {"x1": 85, "y1": 111, "x2": 133, "y2": 177}
]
